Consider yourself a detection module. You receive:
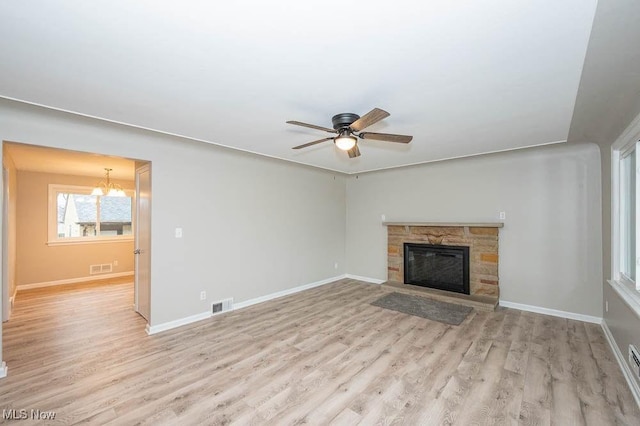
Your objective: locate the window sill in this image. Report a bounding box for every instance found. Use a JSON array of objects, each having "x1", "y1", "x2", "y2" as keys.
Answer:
[
  {"x1": 47, "y1": 237, "x2": 134, "y2": 246},
  {"x1": 608, "y1": 279, "x2": 640, "y2": 320}
]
